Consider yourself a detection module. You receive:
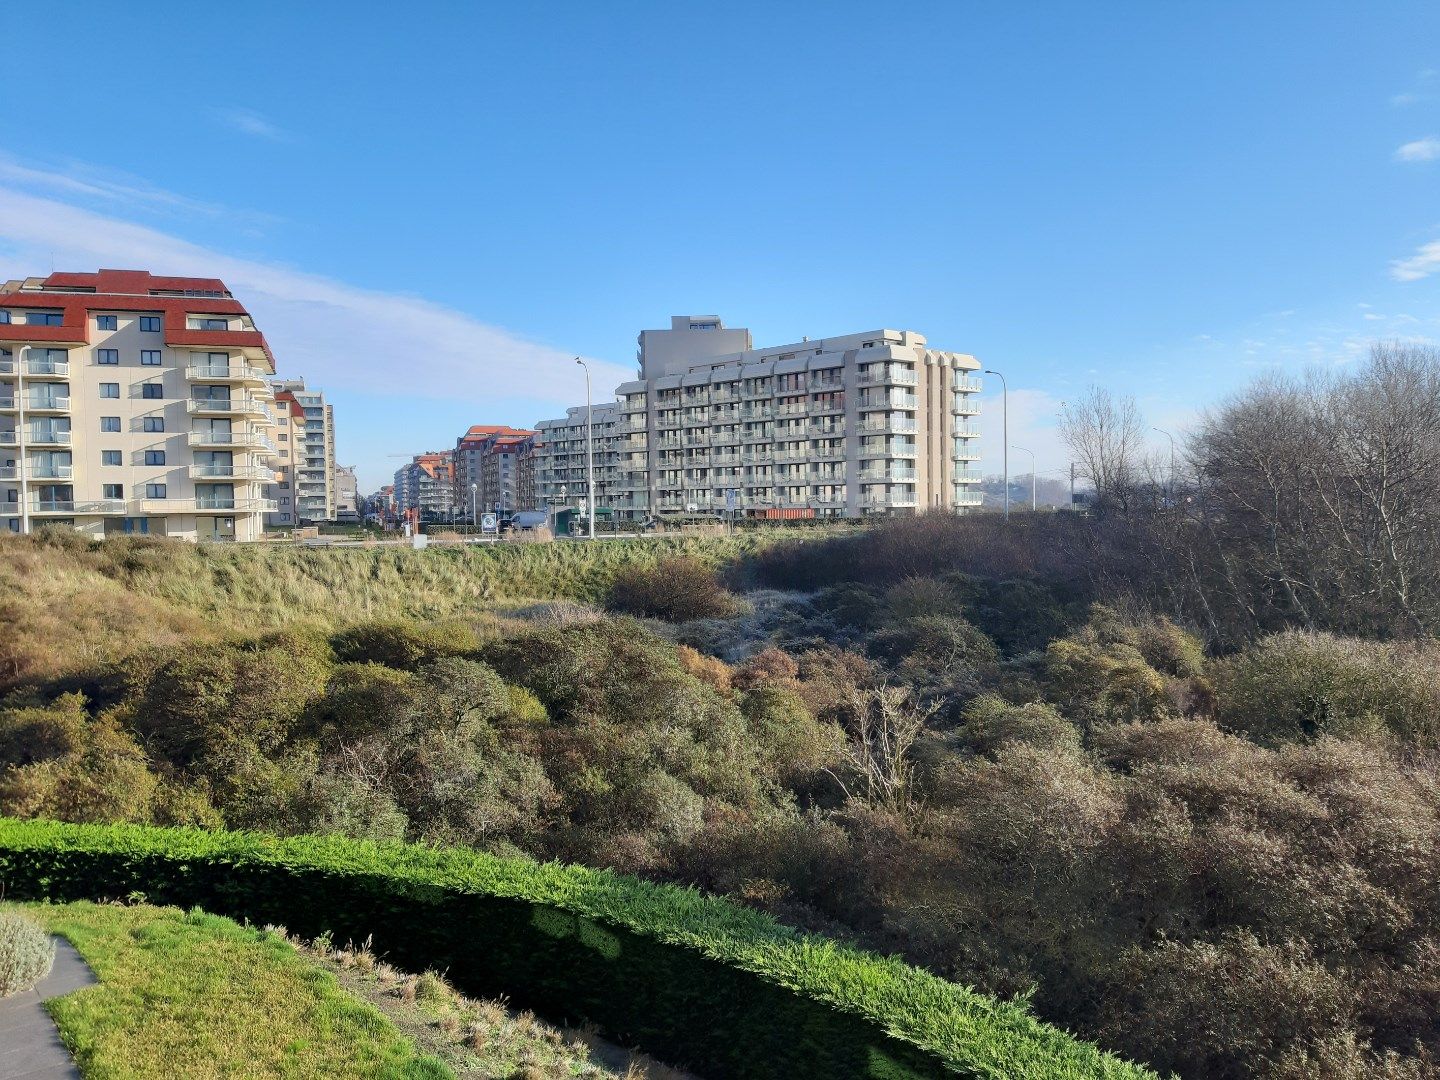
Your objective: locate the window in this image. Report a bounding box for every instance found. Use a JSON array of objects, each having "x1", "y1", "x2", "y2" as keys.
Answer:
[
  {"x1": 26, "y1": 312, "x2": 63, "y2": 326},
  {"x1": 139, "y1": 316, "x2": 161, "y2": 332},
  {"x1": 281, "y1": 513, "x2": 291, "y2": 522},
  {"x1": 99, "y1": 383, "x2": 120, "y2": 399},
  {"x1": 141, "y1": 384, "x2": 164, "y2": 399},
  {"x1": 279, "y1": 434, "x2": 289, "y2": 442},
  {"x1": 142, "y1": 417, "x2": 165, "y2": 433},
  {"x1": 101, "y1": 416, "x2": 121, "y2": 432},
  {"x1": 279, "y1": 481, "x2": 290, "y2": 489},
  {"x1": 98, "y1": 349, "x2": 119, "y2": 365},
  {"x1": 144, "y1": 450, "x2": 166, "y2": 466},
  {"x1": 145, "y1": 484, "x2": 167, "y2": 499},
  {"x1": 0, "y1": 311, "x2": 8, "y2": 324},
  {"x1": 141, "y1": 350, "x2": 162, "y2": 366},
  {"x1": 97, "y1": 315, "x2": 118, "y2": 331},
  {"x1": 122, "y1": 518, "x2": 150, "y2": 535},
  {"x1": 200, "y1": 318, "x2": 228, "y2": 331},
  {"x1": 102, "y1": 450, "x2": 122, "y2": 466},
  {"x1": 103, "y1": 484, "x2": 124, "y2": 499}
]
